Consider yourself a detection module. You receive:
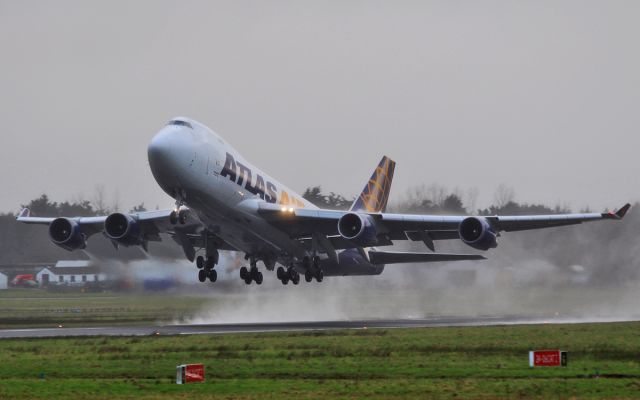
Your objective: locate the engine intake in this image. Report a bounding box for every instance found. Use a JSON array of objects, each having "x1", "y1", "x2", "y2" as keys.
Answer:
[
  {"x1": 105, "y1": 213, "x2": 142, "y2": 246},
  {"x1": 337, "y1": 213, "x2": 377, "y2": 247},
  {"x1": 458, "y1": 216, "x2": 498, "y2": 251},
  {"x1": 49, "y1": 218, "x2": 86, "y2": 251}
]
